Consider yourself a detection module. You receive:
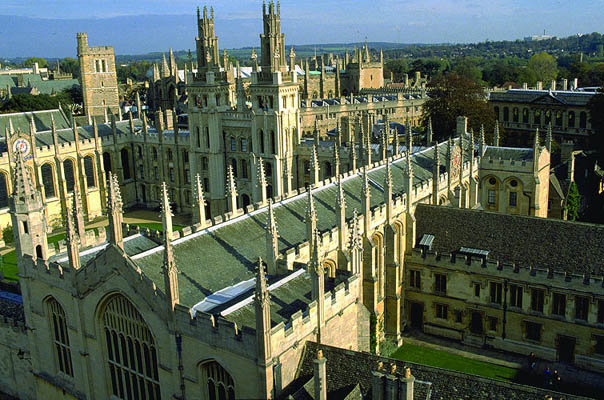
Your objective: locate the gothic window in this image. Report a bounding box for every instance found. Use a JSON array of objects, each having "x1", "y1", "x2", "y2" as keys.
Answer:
[
  {"x1": 154, "y1": 167, "x2": 159, "y2": 180},
  {"x1": 552, "y1": 293, "x2": 566, "y2": 317},
  {"x1": 509, "y1": 192, "x2": 517, "y2": 207},
  {"x1": 522, "y1": 108, "x2": 529, "y2": 123},
  {"x1": 241, "y1": 160, "x2": 248, "y2": 179},
  {"x1": 534, "y1": 110, "x2": 541, "y2": 125},
  {"x1": 205, "y1": 128, "x2": 210, "y2": 149},
  {"x1": 240, "y1": 138, "x2": 247, "y2": 153},
  {"x1": 137, "y1": 146, "x2": 143, "y2": 159},
  {"x1": 510, "y1": 284, "x2": 523, "y2": 308},
  {"x1": 196, "y1": 127, "x2": 201, "y2": 147},
  {"x1": 152, "y1": 148, "x2": 158, "y2": 161},
  {"x1": 201, "y1": 361, "x2": 235, "y2": 400},
  {"x1": 324, "y1": 162, "x2": 332, "y2": 178},
  {"x1": 231, "y1": 159, "x2": 238, "y2": 177},
  {"x1": 434, "y1": 273, "x2": 446, "y2": 295},
  {"x1": 575, "y1": 296, "x2": 589, "y2": 320},
  {"x1": 242, "y1": 194, "x2": 251, "y2": 208},
  {"x1": 202, "y1": 157, "x2": 209, "y2": 170},
  {"x1": 121, "y1": 149, "x2": 131, "y2": 180},
  {"x1": 372, "y1": 233, "x2": 384, "y2": 299},
  {"x1": 568, "y1": 111, "x2": 575, "y2": 127},
  {"x1": 264, "y1": 162, "x2": 272, "y2": 179},
  {"x1": 84, "y1": 156, "x2": 96, "y2": 188},
  {"x1": 47, "y1": 297, "x2": 73, "y2": 377},
  {"x1": 101, "y1": 295, "x2": 160, "y2": 400},
  {"x1": 230, "y1": 137, "x2": 236, "y2": 152},
  {"x1": 580, "y1": 111, "x2": 587, "y2": 129},
  {"x1": 555, "y1": 111, "x2": 563, "y2": 127},
  {"x1": 259, "y1": 130, "x2": 265, "y2": 154},
  {"x1": 267, "y1": 184, "x2": 273, "y2": 199},
  {"x1": 512, "y1": 107, "x2": 519, "y2": 123},
  {"x1": 41, "y1": 164, "x2": 56, "y2": 198},
  {"x1": 139, "y1": 165, "x2": 145, "y2": 180},
  {"x1": 502, "y1": 107, "x2": 509, "y2": 122},
  {"x1": 271, "y1": 131, "x2": 276, "y2": 154},
  {"x1": 489, "y1": 282, "x2": 502, "y2": 304},
  {"x1": 545, "y1": 110, "x2": 552, "y2": 125},
  {"x1": 169, "y1": 168, "x2": 174, "y2": 182},
  {"x1": 183, "y1": 150, "x2": 189, "y2": 163},
  {"x1": 531, "y1": 288, "x2": 545, "y2": 313},
  {"x1": 103, "y1": 152, "x2": 113, "y2": 178},
  {"x1": 487, "y1": 190, "x2": 496, "y2": 205},
  {"x1": 102, "y1": 60, "x2": 107, "y2": 72},
  {"x1": 63, "y1": 159, "x2": 76, "y2": 193},
  {"x1": 167, "y1": 149, "x2": 173, "y2": 162}
]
